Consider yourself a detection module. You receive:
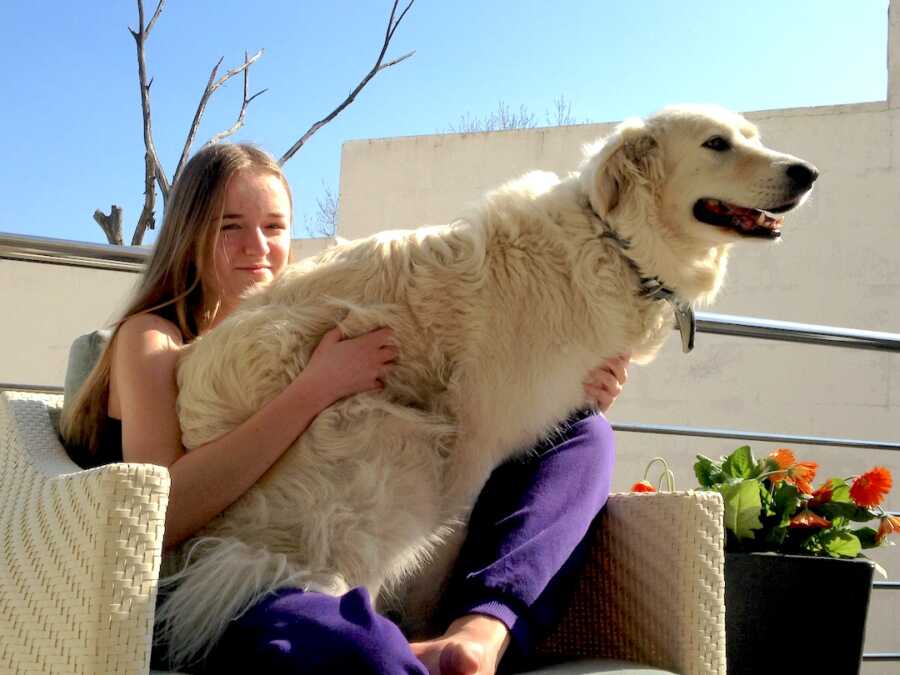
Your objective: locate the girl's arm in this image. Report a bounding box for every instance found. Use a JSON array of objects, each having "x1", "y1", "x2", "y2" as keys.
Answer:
[{"x1": 112, "y1": 313, "x2": 395, "y2": 549}]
